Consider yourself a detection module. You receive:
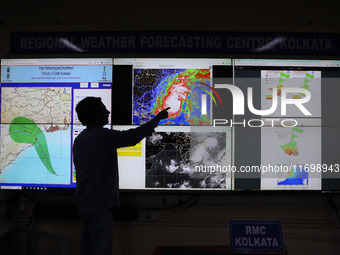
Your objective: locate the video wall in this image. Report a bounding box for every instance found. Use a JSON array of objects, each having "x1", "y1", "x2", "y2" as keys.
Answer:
[{"x1": 1, "y1": 58, "x2": 339, "y2": 191}]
